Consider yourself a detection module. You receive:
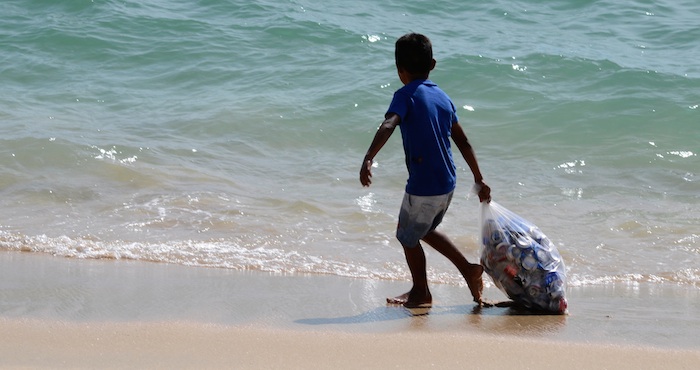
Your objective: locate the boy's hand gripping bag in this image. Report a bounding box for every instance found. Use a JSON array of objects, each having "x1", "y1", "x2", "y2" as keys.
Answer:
[{"x1": 479, "y1": 201, "x2": 568, "y2": 314}]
